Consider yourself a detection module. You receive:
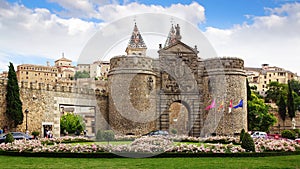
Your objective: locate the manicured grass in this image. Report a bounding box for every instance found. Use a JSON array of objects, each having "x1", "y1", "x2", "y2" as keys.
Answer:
[{"x1": 0, "y1": 155, "x2": 299, "y2": 169}]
